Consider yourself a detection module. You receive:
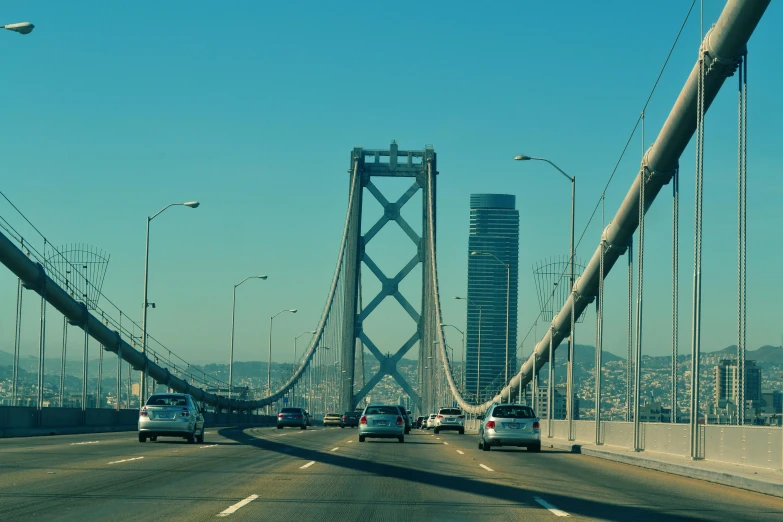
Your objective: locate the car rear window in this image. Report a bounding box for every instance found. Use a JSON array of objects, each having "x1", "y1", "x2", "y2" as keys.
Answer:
[
  {"x1": 146, "y1": 395, "x2": 188, "y2": 406},
  {"x1": 491, "y1": 406, "x2": 535, "y2": 419},
  {"x1": 365, "y1": 405, "x2": 400, "y2": 415},
  {"x1": 280, "y1": 408, "x2": 302, "y2": 413},
  {"x1": 439, "y1": 408, "x2": 462, "y2": 415}
]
